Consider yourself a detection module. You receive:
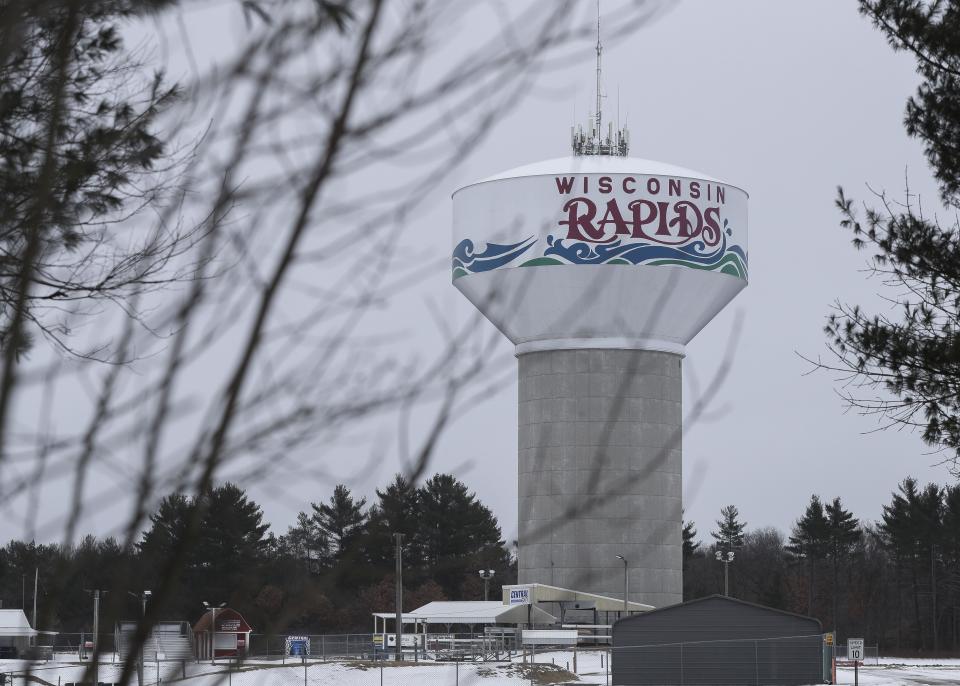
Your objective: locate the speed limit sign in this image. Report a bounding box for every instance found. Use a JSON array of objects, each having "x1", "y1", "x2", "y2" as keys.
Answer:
[{"x1": 847, "y1": 638, "x2": 864, "y2": 661}]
